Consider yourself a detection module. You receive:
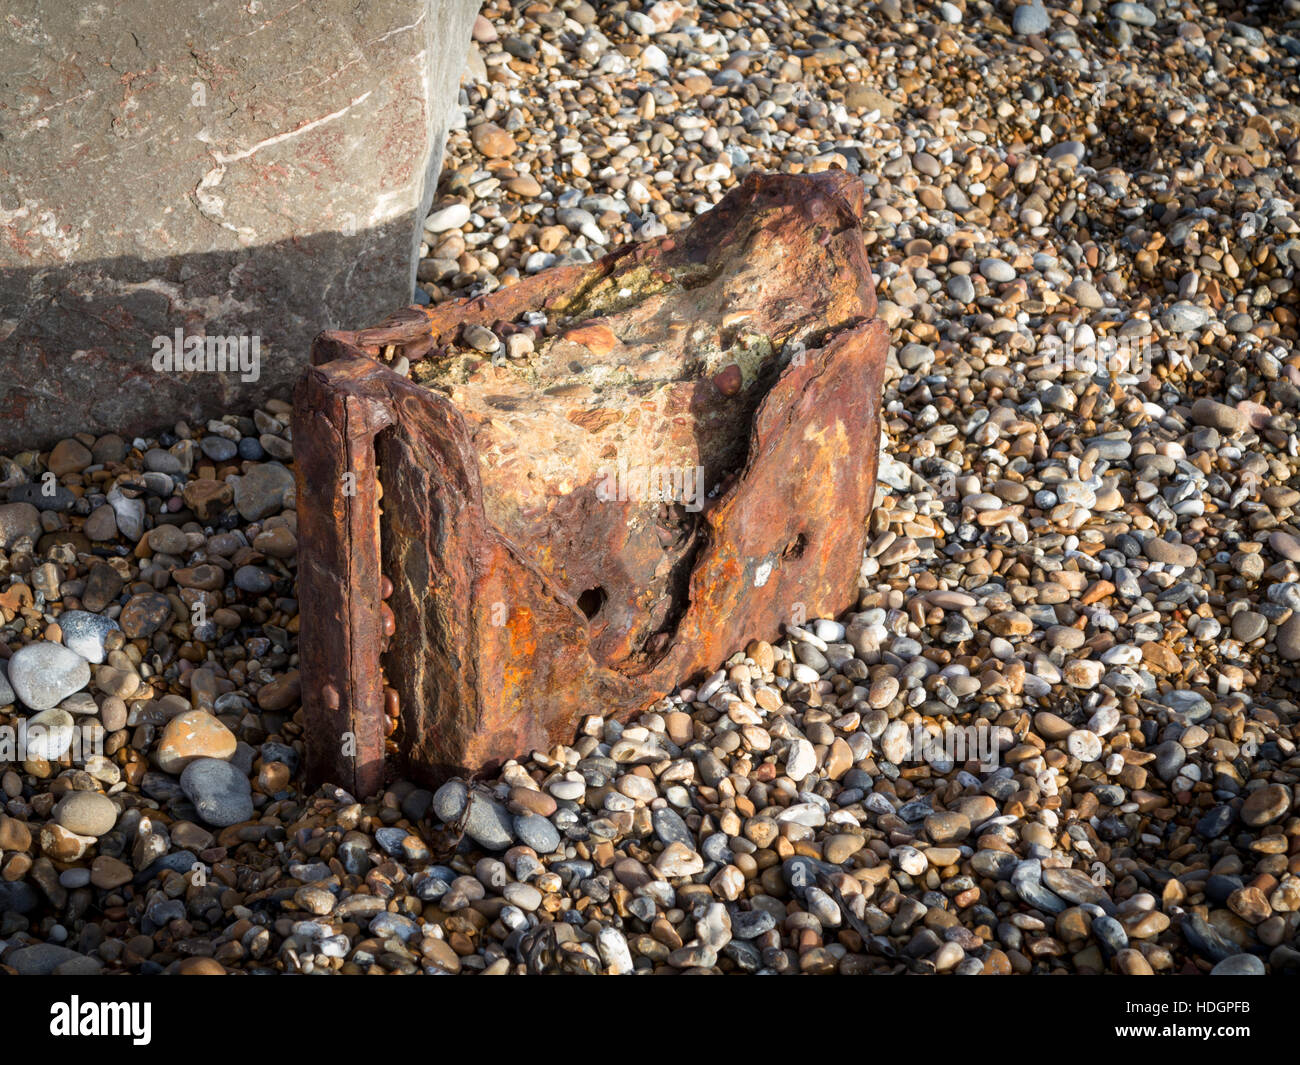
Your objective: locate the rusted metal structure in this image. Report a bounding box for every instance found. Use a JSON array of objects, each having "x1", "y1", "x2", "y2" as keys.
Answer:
[{"x1": 293, "y1": 171, "x2": 889, "y2": 796}]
